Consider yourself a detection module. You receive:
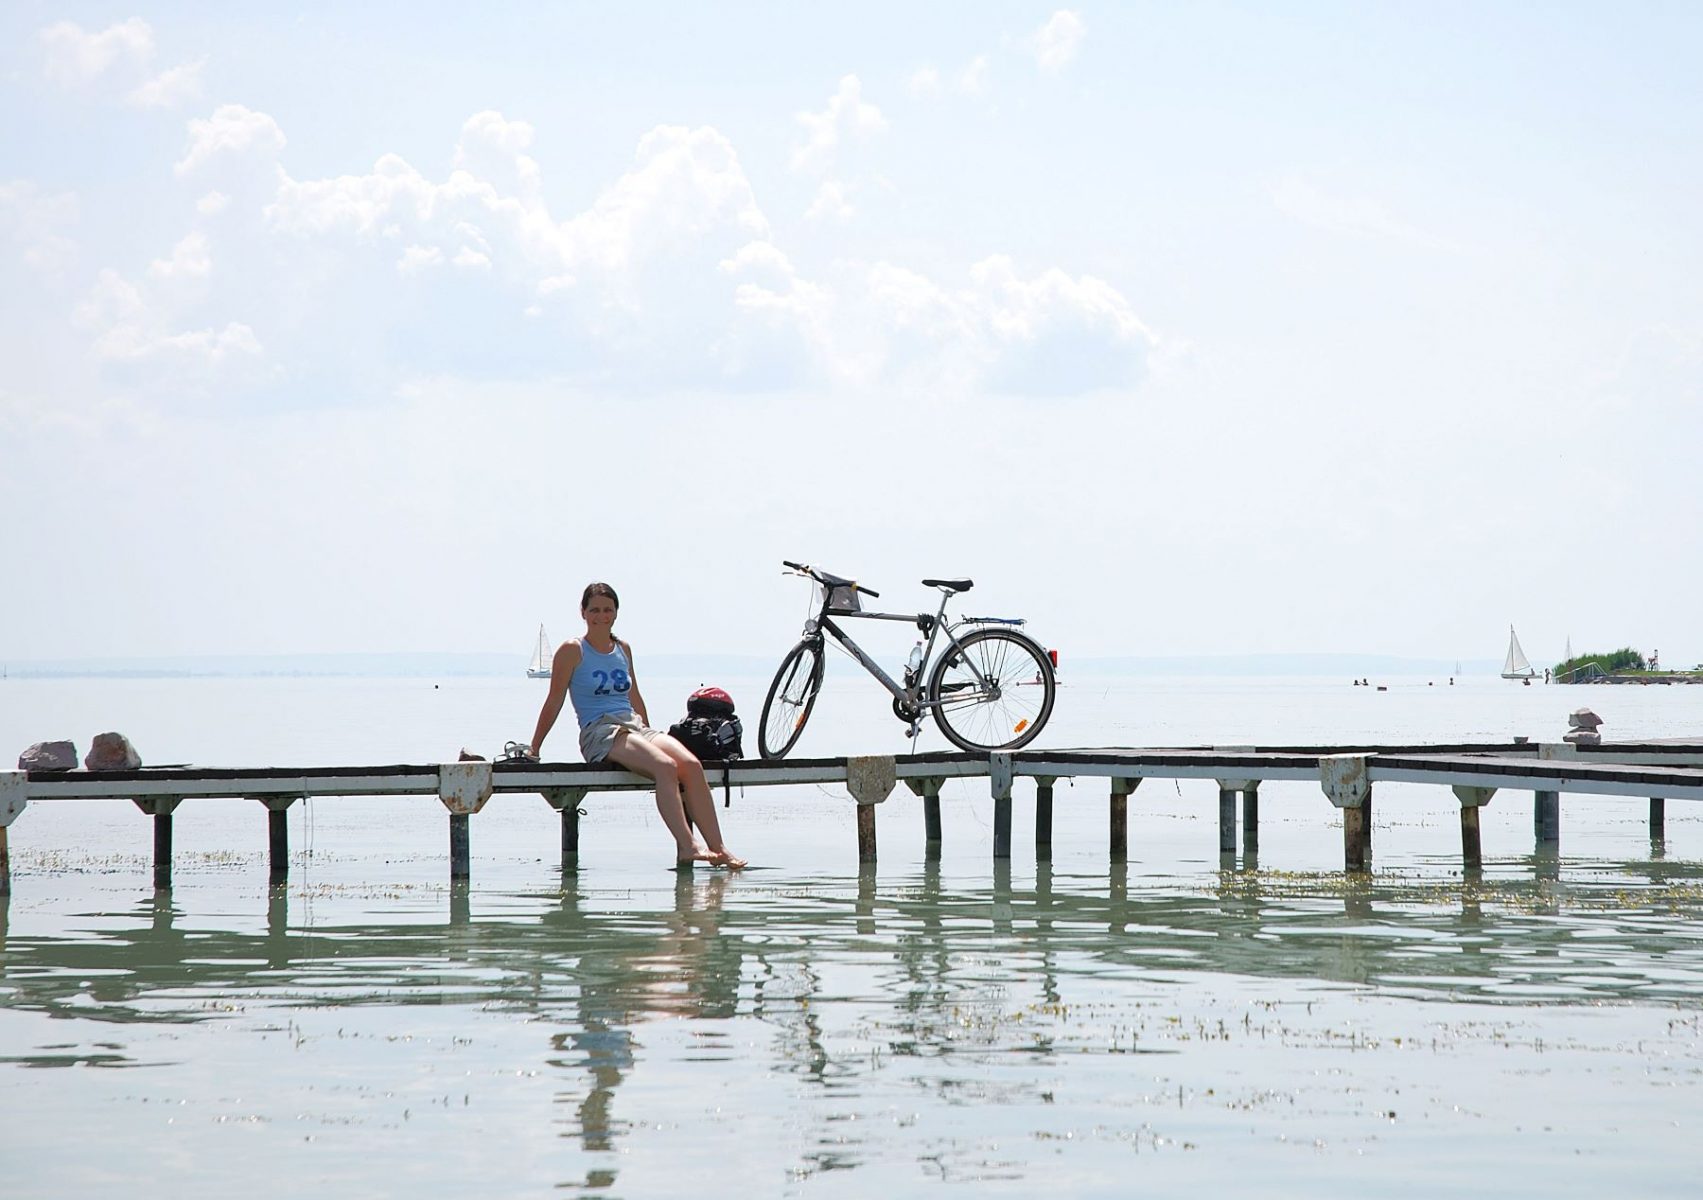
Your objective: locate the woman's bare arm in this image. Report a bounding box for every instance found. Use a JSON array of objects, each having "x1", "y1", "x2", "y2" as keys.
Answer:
[
  {"x1": 529, "y1": 640, "x2": 581, "y2": 758},
  {"x1": 620, "y1": 639, "x2": 650, "y2": 725}
]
